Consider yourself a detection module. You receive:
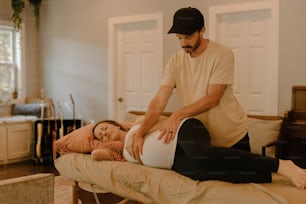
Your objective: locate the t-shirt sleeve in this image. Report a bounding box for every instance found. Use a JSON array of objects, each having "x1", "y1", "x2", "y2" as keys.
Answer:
[
  {"x1": 160, "y1": 56, "x2": 176, "y2": 88},
  {"x1": 209, "y1": 47, "x2": 234, "y2": 85}
]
